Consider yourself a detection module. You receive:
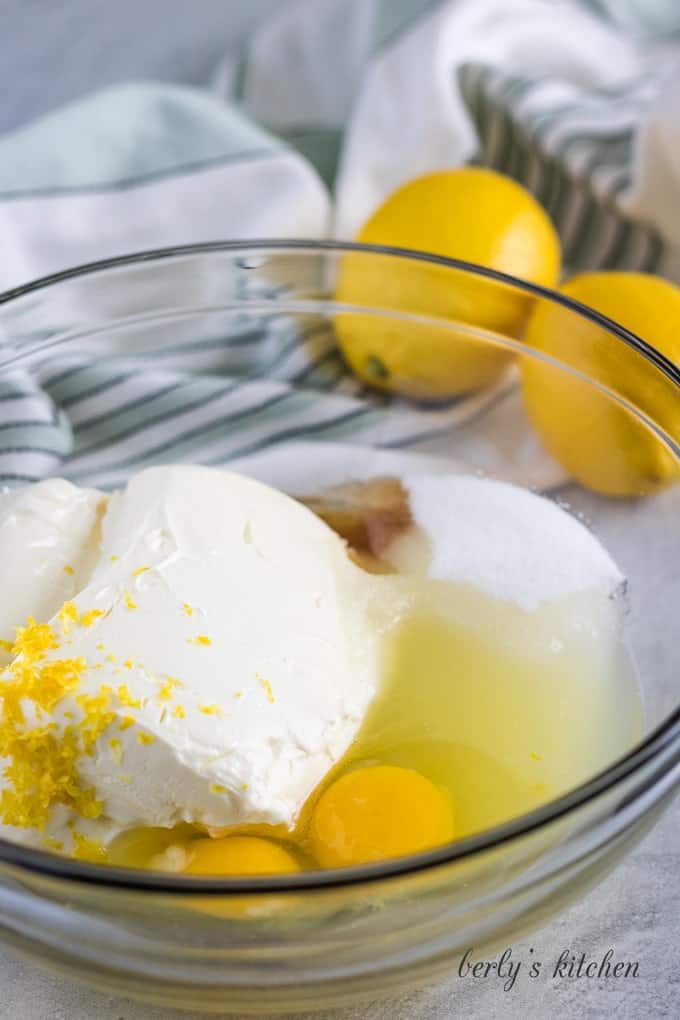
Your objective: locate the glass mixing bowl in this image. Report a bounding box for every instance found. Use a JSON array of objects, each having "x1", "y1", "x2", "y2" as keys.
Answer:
[{"x1": 0, "y1": 242, "x2": 678, "y2": 1014}]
